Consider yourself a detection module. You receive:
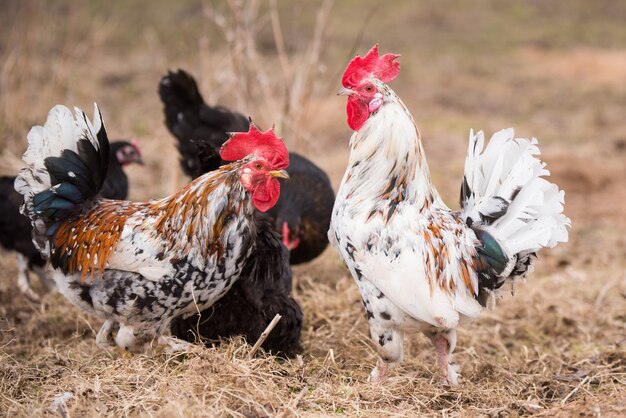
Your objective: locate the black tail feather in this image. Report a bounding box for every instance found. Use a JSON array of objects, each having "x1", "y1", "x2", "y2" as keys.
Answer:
[
  {"x1": 32, "y1": 126, "x2": 111, "y2": 238},
  {"x1": 158, "y1": 69, "x2": 204, "y2": 136},
  {"x1": 158, "y1": 68, "x2": 249, "y2": 178}
]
